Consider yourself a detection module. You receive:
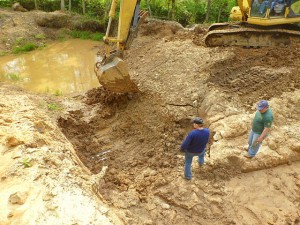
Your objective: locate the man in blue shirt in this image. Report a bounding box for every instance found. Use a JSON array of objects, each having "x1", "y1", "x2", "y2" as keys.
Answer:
[{"x1": 181, "y1": 117, "x2": 210, "y2": 180}]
